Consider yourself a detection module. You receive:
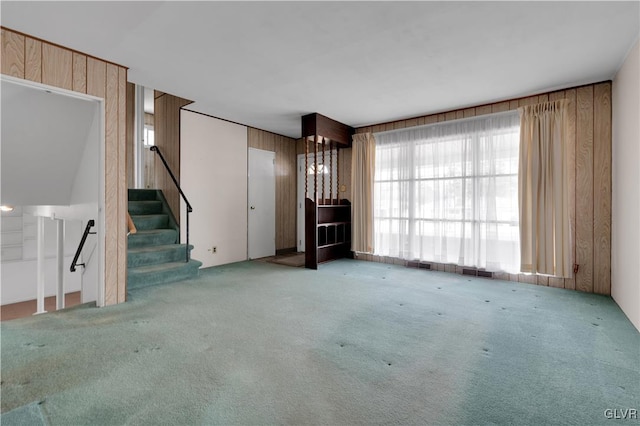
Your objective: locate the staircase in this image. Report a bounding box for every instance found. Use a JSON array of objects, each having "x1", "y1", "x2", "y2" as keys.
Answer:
[{"x1": 127, "y1": 189, "x2": 202, "y2": 290}]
